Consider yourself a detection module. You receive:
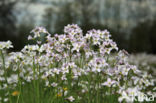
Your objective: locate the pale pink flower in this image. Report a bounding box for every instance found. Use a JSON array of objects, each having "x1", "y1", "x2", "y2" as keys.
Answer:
[{"x1": 101, "y1": 78, "x2": 116, "y2": 87}]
